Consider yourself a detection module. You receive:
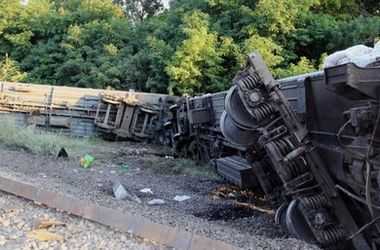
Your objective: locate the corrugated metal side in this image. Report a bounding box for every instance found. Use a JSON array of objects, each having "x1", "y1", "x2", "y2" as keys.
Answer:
[
  {"x1": 0, "y1": 112, "x2": 27, "y2": 127},
  {"x1": 0, "y1": 112, "x2": 95, "y2": 137},
  {"x1": 278, "y1": 71, "x2": 324, "y2": 115},
  {"x1": 70, "y1": 118, "x2": 96, "y2": 137},
  {"x1": 210, "y1": 92, "x2": 227, "y2": 127}
]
